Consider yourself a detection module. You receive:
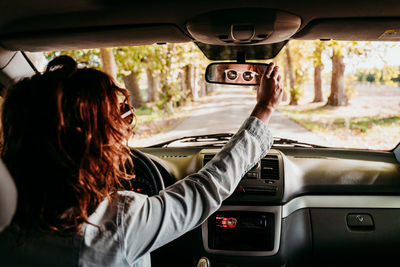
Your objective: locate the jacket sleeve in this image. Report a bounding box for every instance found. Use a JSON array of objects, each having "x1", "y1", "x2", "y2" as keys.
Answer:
[{"x1": 121, "y1": 116, "x2": 274, "y2": 264}]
